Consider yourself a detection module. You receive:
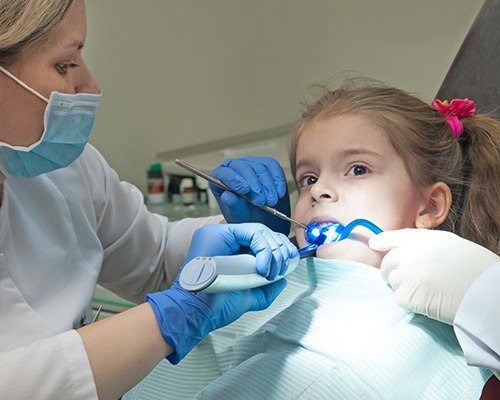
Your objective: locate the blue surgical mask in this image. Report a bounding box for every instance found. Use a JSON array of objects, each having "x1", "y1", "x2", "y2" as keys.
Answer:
[{"x1": 0, "y1": 66, "x2": 101, "y2": 178}]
